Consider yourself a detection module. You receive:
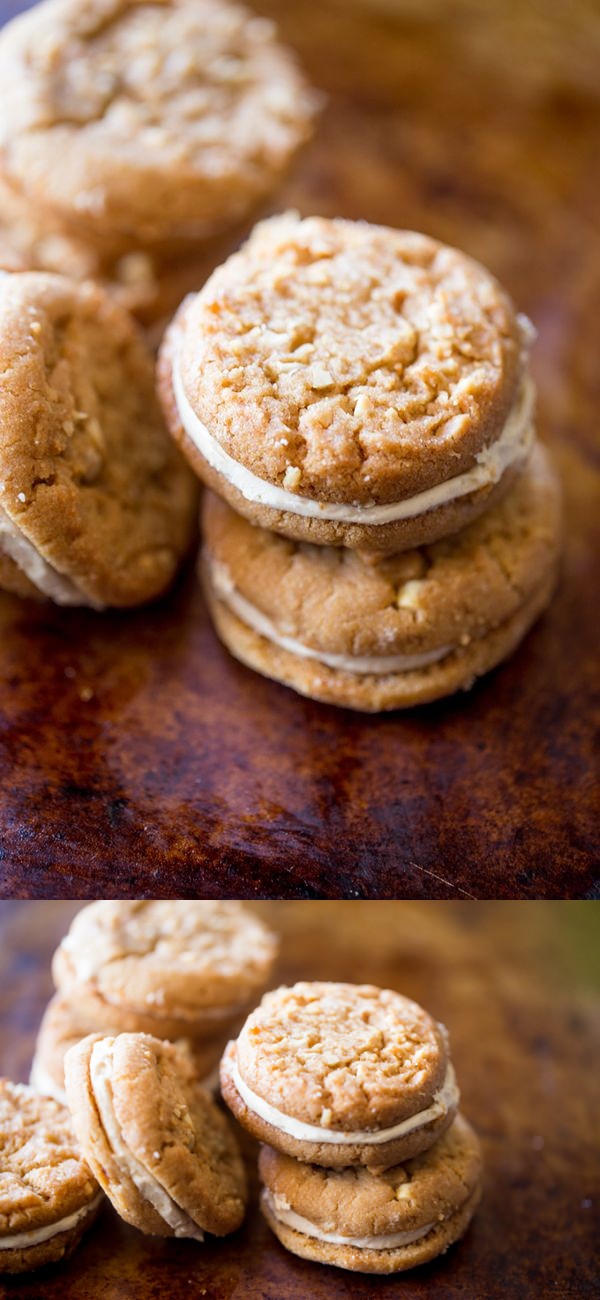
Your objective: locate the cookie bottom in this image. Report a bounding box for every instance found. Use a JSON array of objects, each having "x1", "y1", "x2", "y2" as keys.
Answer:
[
  {"x1": 204, "y1": 565, "x2": 558, "y2": 712},
  {"x1": 0, "y1": 1199, "x2": 101, "y2": 1275},
  {"x1": 260, "y1": 1183, "x2": 481, "y2": 1274}
]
